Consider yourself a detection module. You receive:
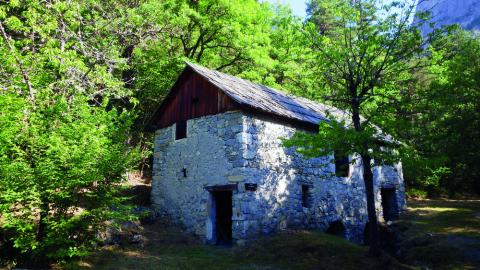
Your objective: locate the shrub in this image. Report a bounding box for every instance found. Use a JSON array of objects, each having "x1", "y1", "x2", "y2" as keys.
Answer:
[{"x1": 0, "y1": 93, "x2": 138, "y2": 266}]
